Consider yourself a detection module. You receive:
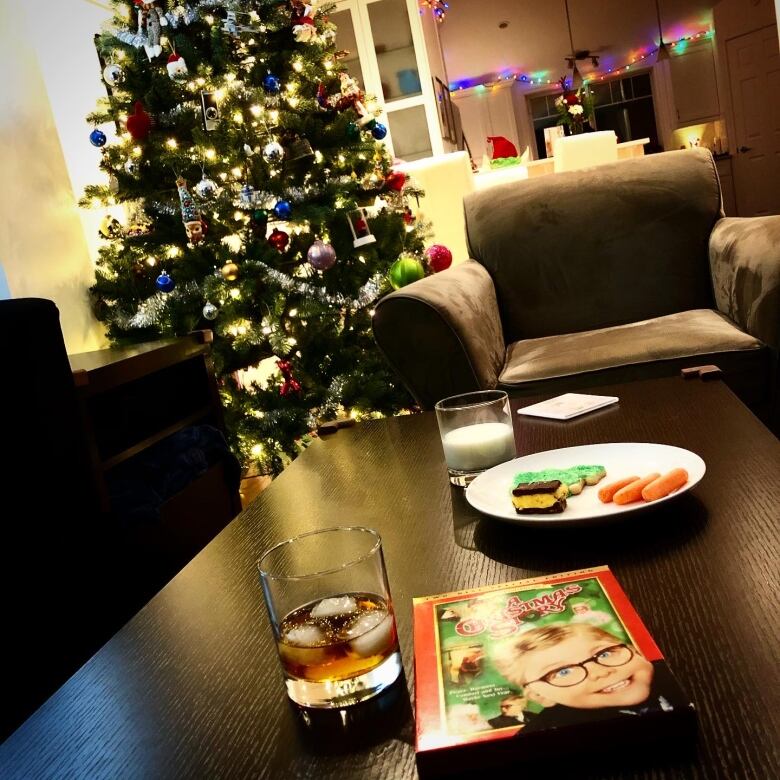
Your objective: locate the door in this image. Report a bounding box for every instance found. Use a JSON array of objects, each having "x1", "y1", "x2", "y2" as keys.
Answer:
[
  {"x1": 669, "y1": 43, "x2": 721, "y2": 125},
  {"x1": 727, "y1": 25, "x2": 780, "y2": 215}
]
